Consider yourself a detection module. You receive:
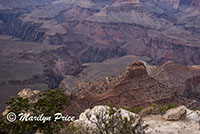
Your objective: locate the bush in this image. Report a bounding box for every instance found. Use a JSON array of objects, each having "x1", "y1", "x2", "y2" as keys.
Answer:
[
  {"x1": 159, "y1": 103, "x2": 176, "y2": 115},
  {"x1": 66, "y1": 104, "x2": 147, "y2": 134},
  {"x1": 124, "y1": 103, "x2": 176, "y2": 117},
  {"x1": 123, "y1": 106, "x2": 144, "y2": 114},
  {"x1": 0, "y1": 89, "x2": 69, "y2": 134}
]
